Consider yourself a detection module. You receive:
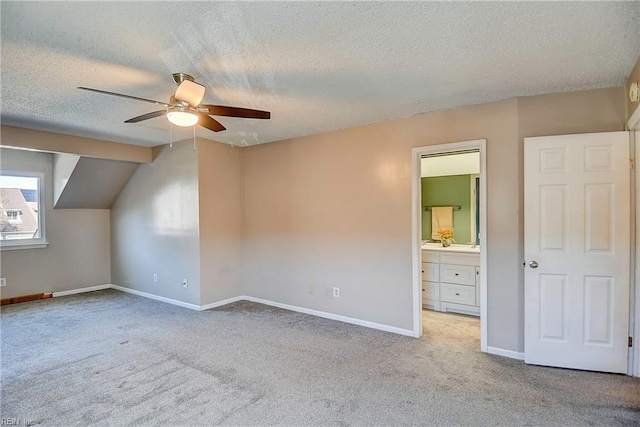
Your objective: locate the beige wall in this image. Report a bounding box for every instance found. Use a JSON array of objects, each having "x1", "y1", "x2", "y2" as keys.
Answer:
[
  {"x1": 110, "y1": 141, "x2": 201, "y2": 305},
  {"x1": 518, "y1": 88, "x2": 625, "y2": 138},
  {"x1": 242, "y1": 87, "x2": 626, "y2": 351},
  {"x1": 1, "y1": 125, "x2": 152, "y2": 163},
  {"x1": 197, "y1": 139, "x2": 244, "y2": 305},
  {"x1": 243, "y1": 99, "x2": 520, "y2": 337},
  {"x1": 0, "y1": 148, "x2": 111, "y2": 298}
]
